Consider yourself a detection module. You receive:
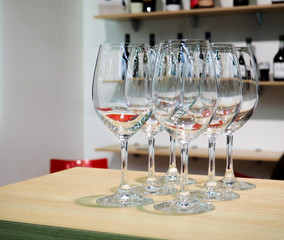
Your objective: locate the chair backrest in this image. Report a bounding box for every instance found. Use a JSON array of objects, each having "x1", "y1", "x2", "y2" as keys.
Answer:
[{"x1": 50, "y1": 158, "x2": 108, "y2": 173}]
